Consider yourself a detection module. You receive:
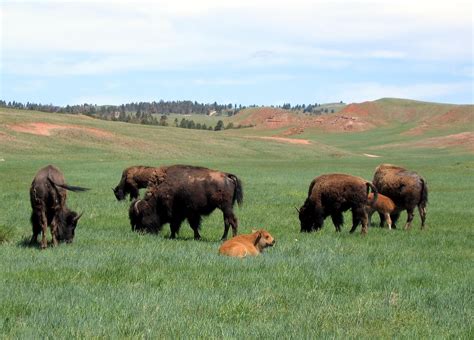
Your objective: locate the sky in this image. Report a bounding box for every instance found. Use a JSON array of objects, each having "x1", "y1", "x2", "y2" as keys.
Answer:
[{"x1": 1, "y1": 0, "x2": 473, "y2": 106}]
